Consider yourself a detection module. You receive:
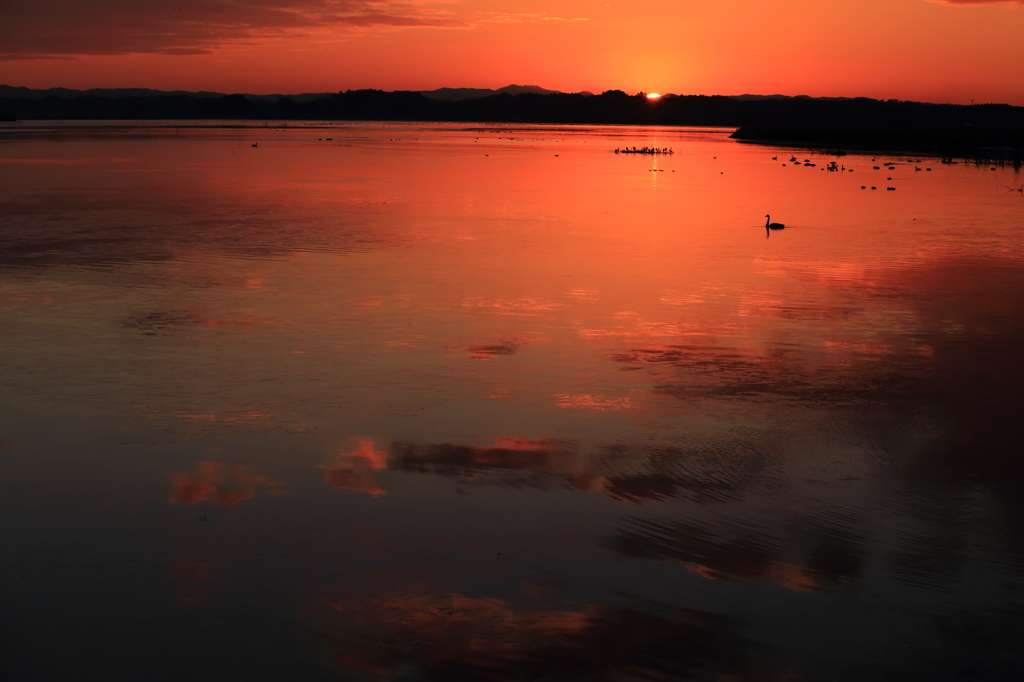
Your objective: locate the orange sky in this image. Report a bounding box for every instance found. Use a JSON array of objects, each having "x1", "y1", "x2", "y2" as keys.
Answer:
[{"x1": 3, "y1": 0, "x2": 1024, "y2": 104}]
